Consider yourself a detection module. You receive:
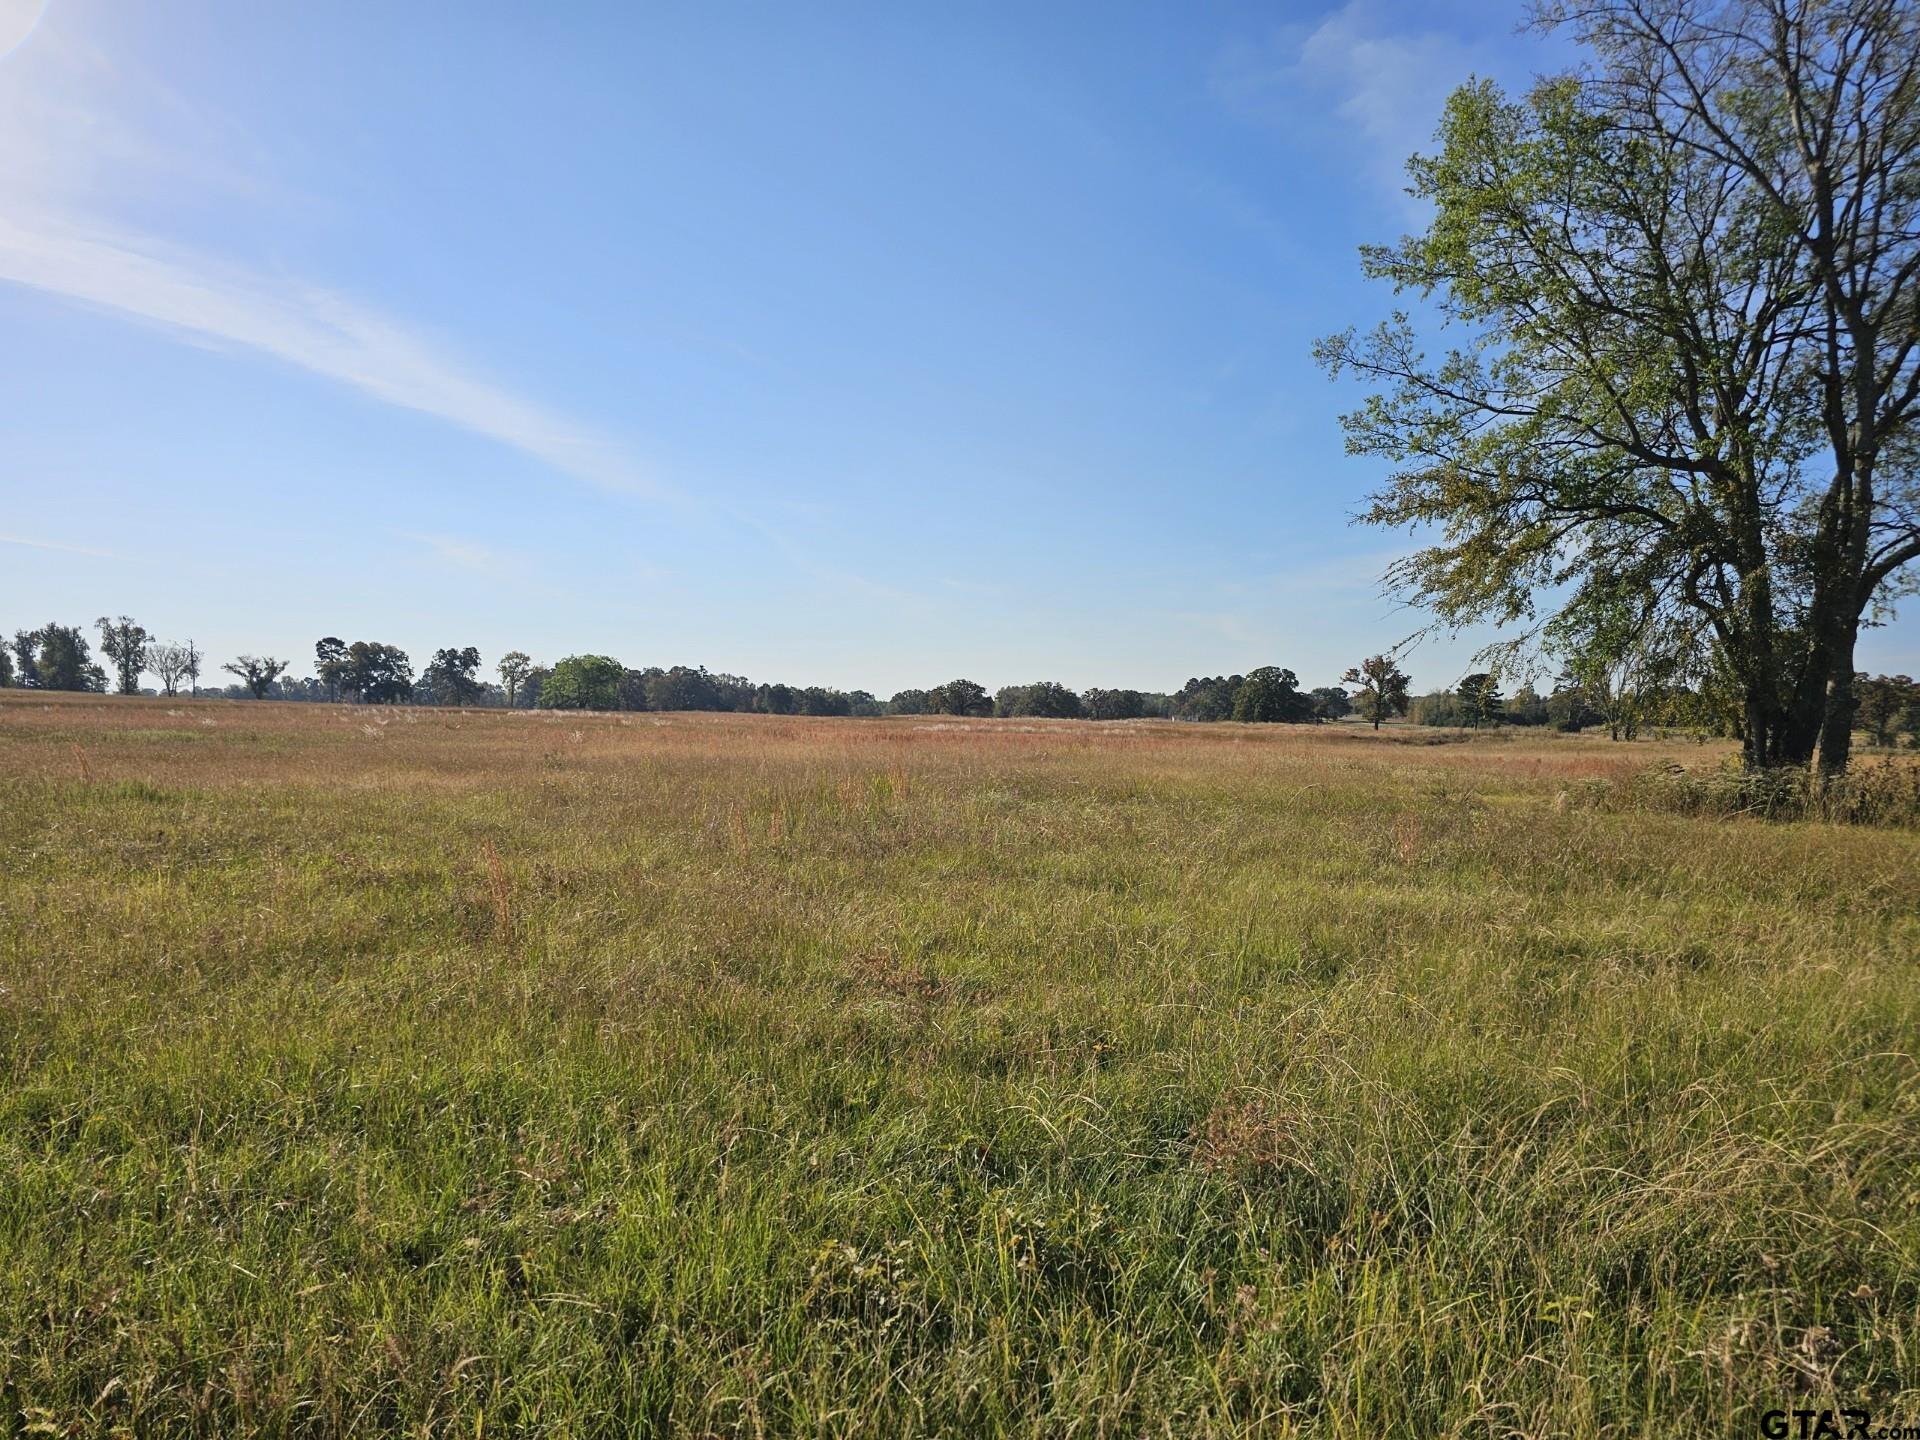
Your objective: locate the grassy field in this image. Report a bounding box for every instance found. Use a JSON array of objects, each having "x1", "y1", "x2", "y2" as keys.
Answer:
[{"x1": 1, "y1": 692, "x2": 1916, "y2": 1437}]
